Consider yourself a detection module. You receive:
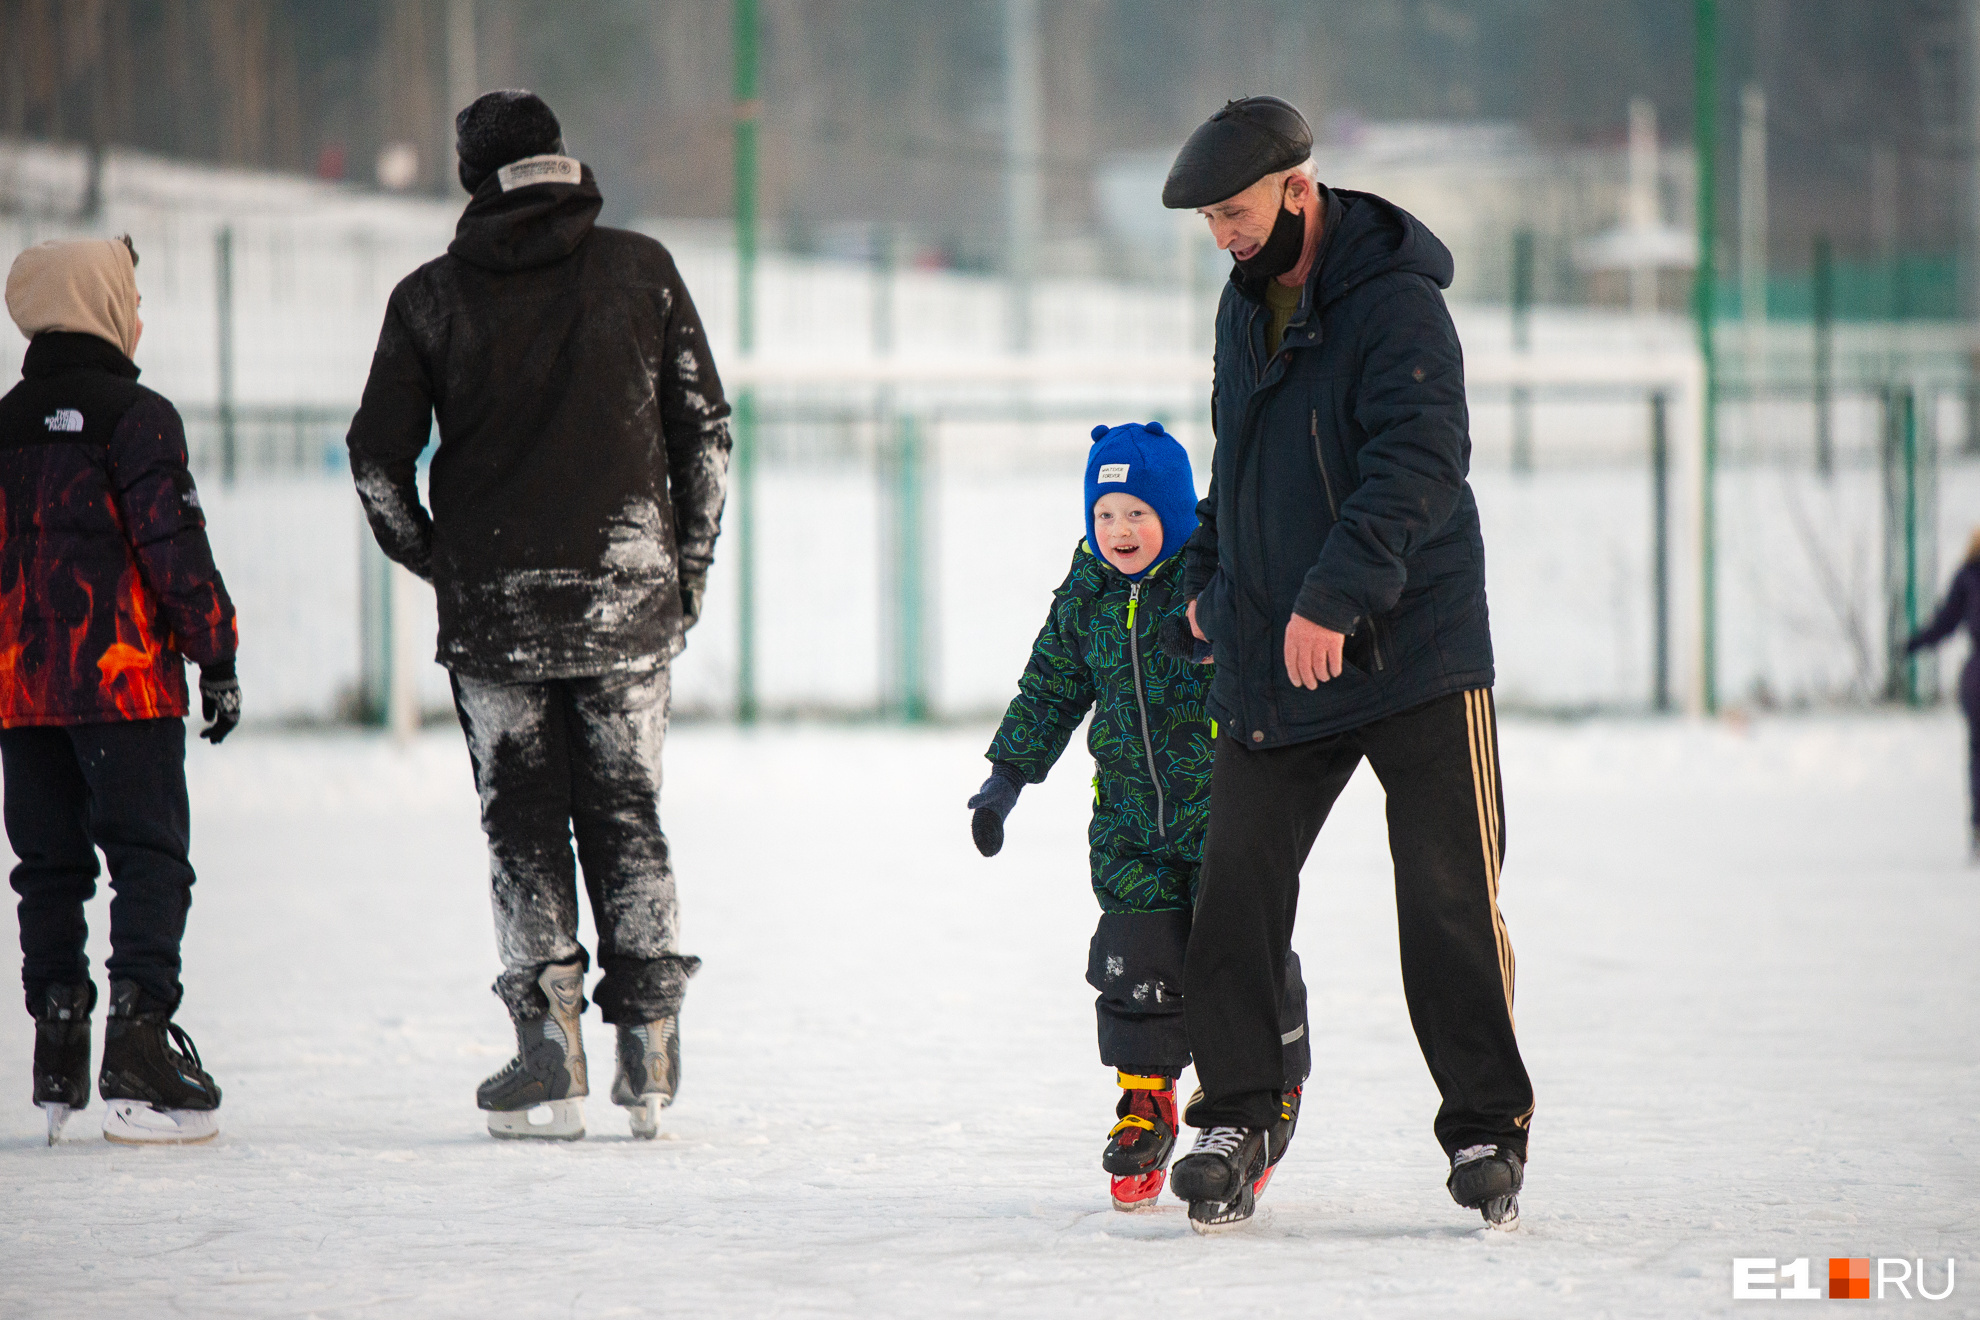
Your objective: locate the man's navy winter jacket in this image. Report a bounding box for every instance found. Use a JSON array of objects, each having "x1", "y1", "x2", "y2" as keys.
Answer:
[{"x1": 1182, "y1": 186, "x2": 1493, "y2": 748}]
